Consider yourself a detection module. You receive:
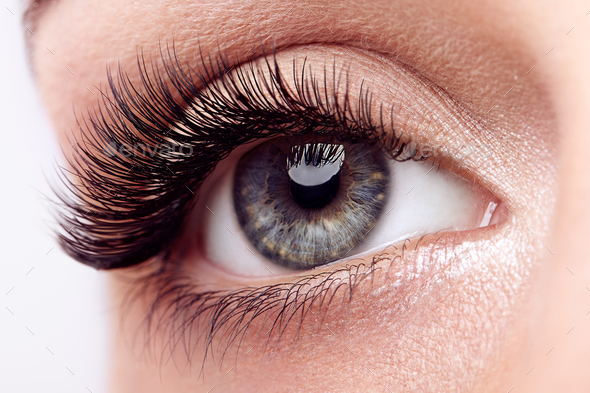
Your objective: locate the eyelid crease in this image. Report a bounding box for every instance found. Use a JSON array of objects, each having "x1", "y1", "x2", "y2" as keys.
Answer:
[{"x1": 53, "y1": 42, "x2": 423, "y2": 271}]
